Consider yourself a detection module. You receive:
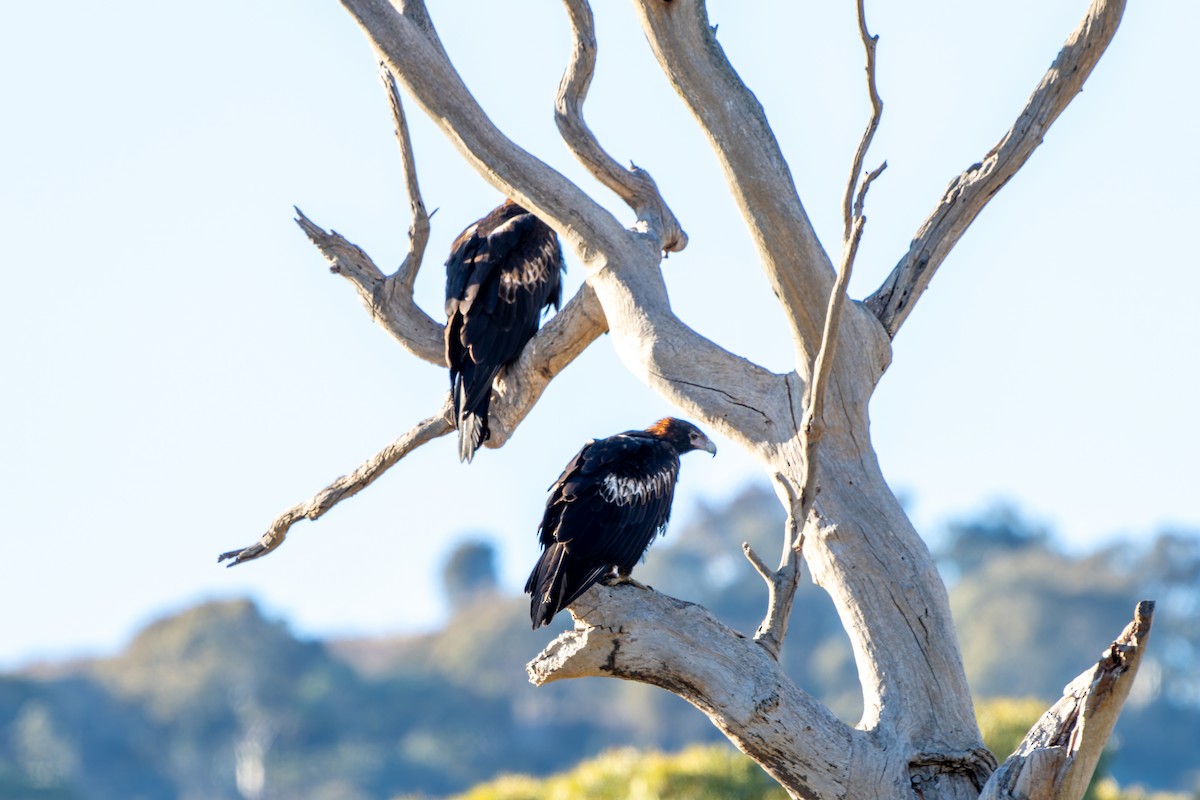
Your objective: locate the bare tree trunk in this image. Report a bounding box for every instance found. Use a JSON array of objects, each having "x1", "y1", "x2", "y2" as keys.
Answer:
[{"x1": 222, "y1": 1, "x2": 1151, "y2": 797}]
